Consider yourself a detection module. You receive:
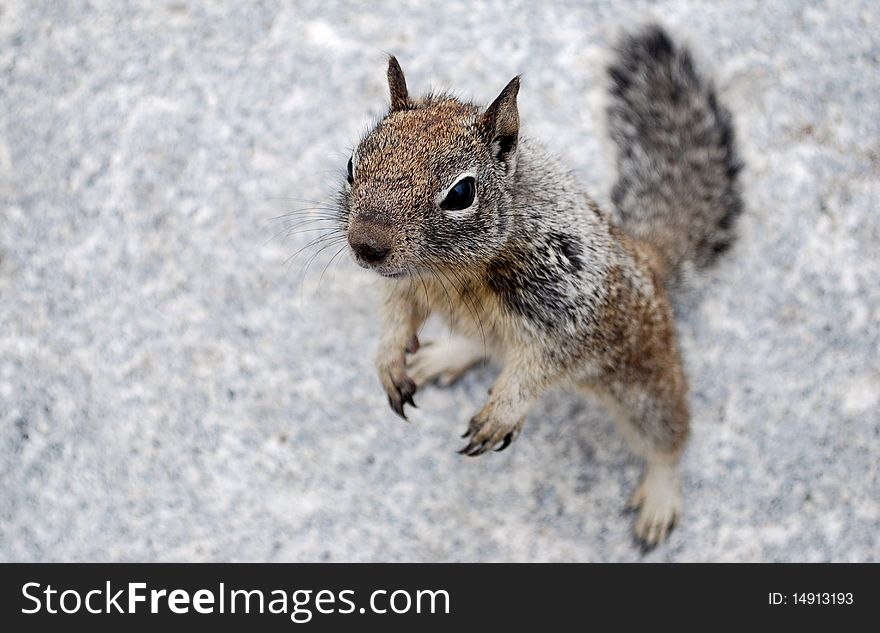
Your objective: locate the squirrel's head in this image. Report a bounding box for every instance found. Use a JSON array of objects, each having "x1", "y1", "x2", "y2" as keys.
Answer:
[{"x1": 340, "y1": 56, "x2": 520, "y2": 278}]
